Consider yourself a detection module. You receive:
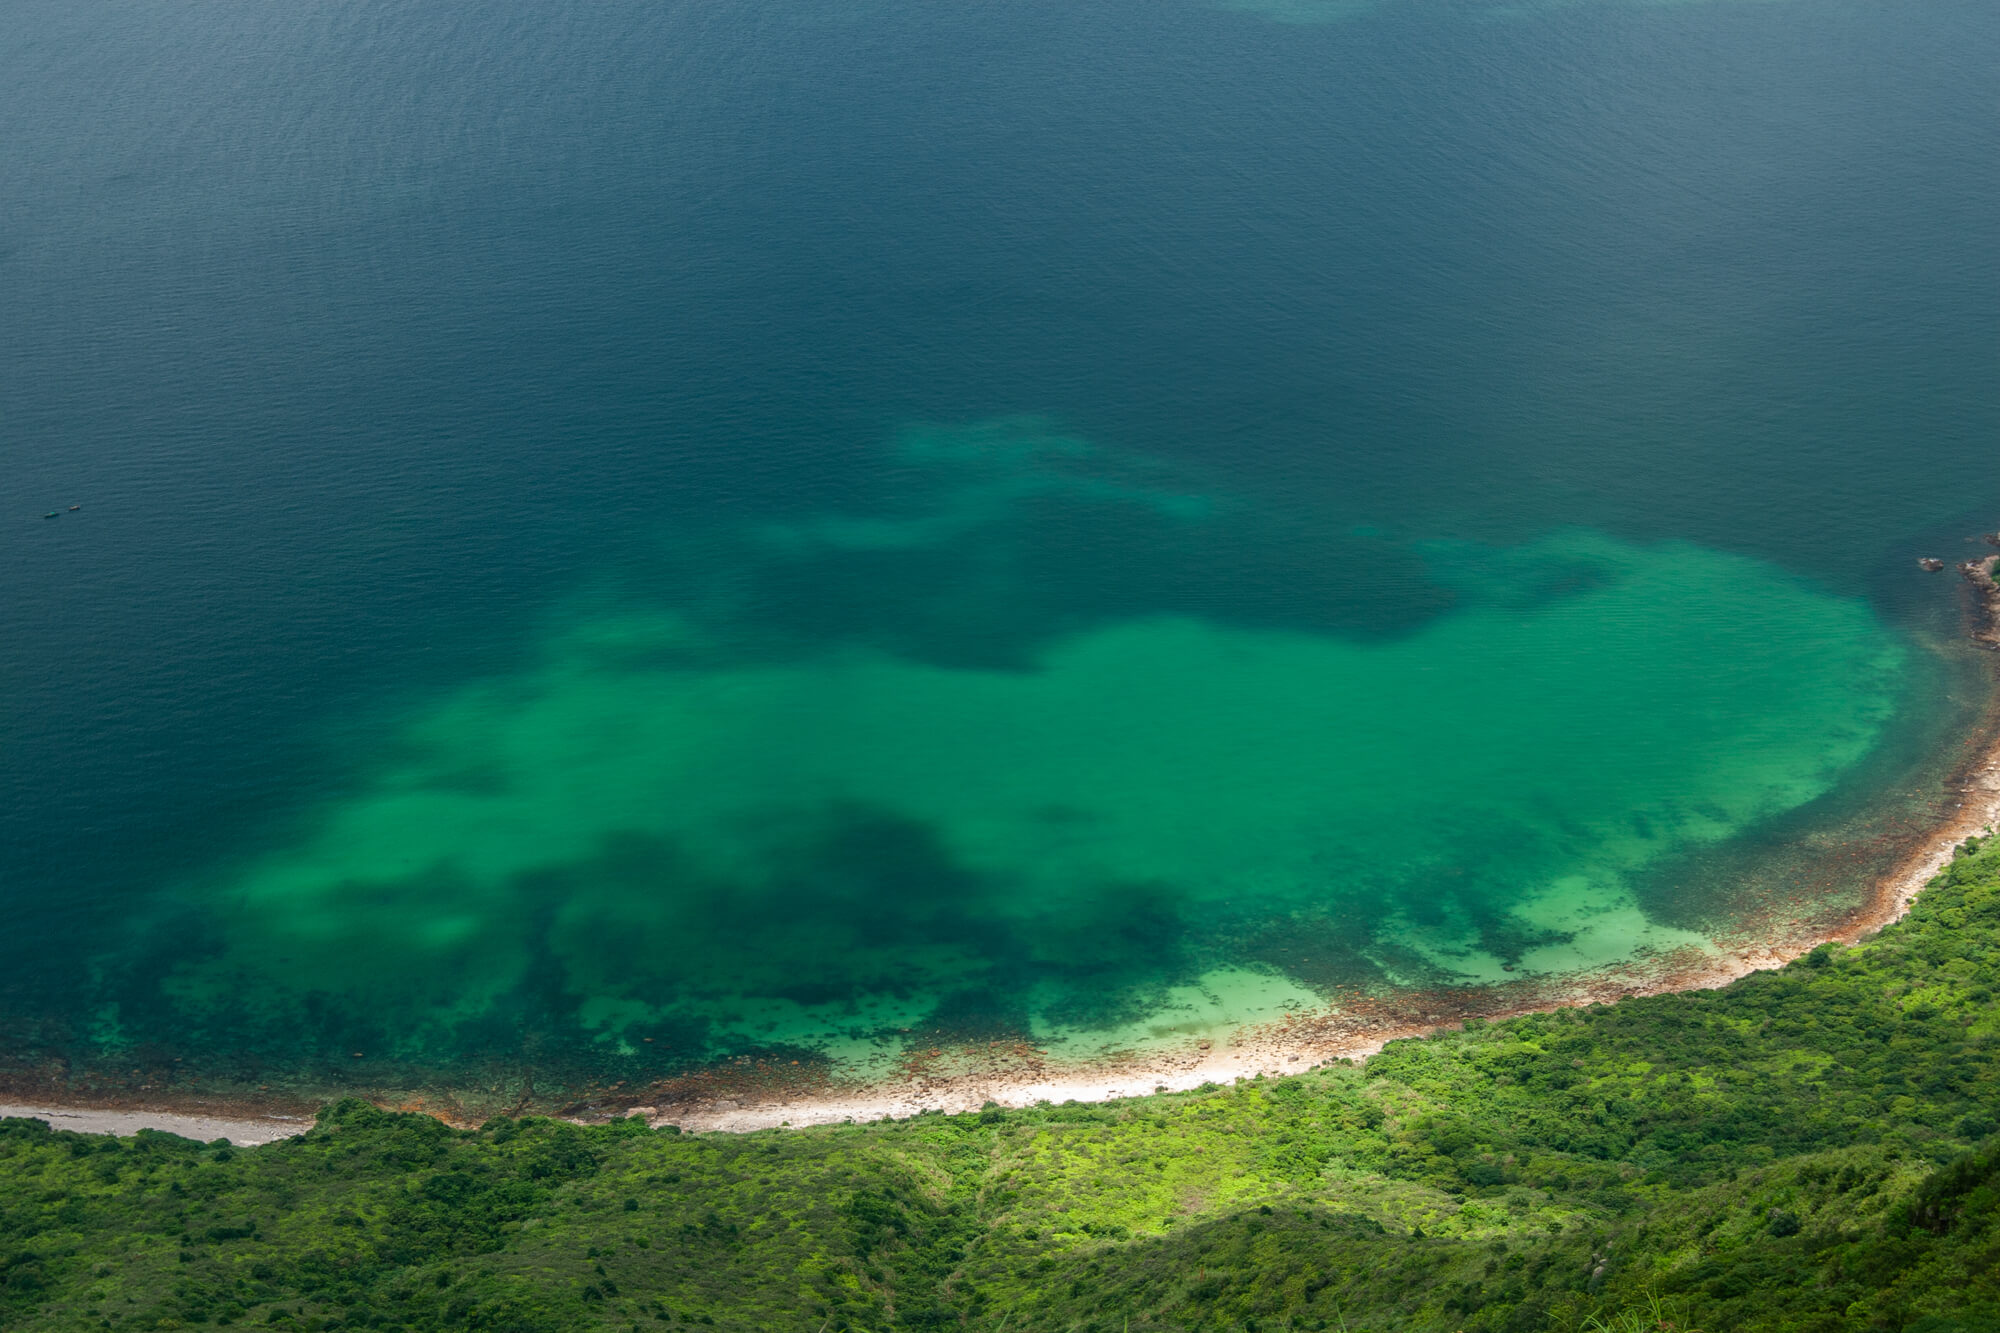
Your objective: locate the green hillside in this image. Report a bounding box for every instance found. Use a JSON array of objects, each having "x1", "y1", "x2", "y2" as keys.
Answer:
[{"x1": 6, "y1": 839, "x2": 2000, "y2": 1332}]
